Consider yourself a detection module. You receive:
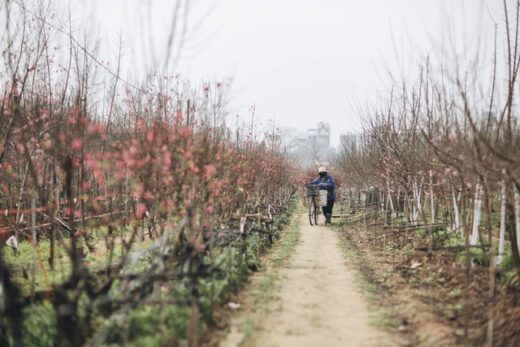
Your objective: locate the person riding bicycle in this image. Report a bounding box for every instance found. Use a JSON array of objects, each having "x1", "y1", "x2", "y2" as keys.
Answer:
[{"x1": 310, "y1": 167, "x2": 336, "y2": 224}]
